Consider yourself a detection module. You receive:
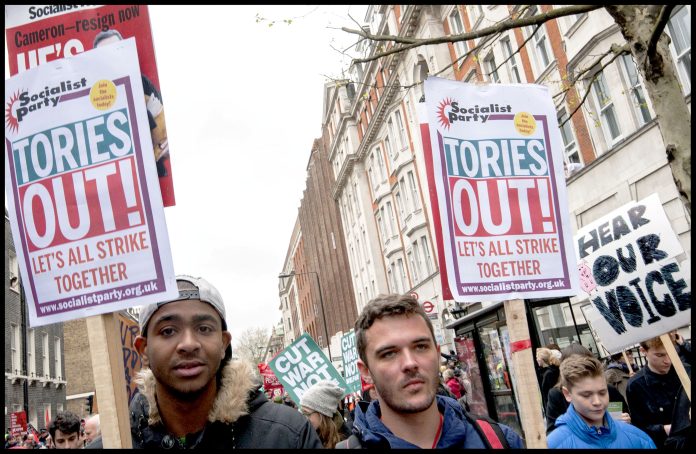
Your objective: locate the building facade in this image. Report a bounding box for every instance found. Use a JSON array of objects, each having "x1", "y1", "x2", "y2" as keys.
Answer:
[{"x1": 5, "y1": 211, "x2": 66, "y2": 432}]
